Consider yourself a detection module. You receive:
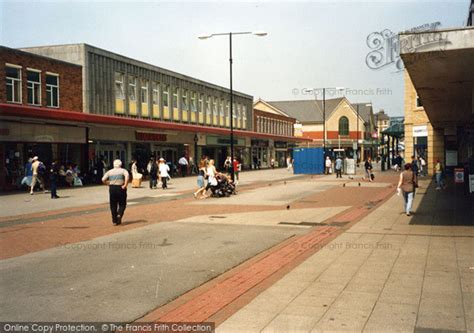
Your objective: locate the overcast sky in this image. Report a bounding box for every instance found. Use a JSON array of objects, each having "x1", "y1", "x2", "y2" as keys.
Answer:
[{"x1": 0, "y1": 0, "x2": 470, "y2": 116}]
